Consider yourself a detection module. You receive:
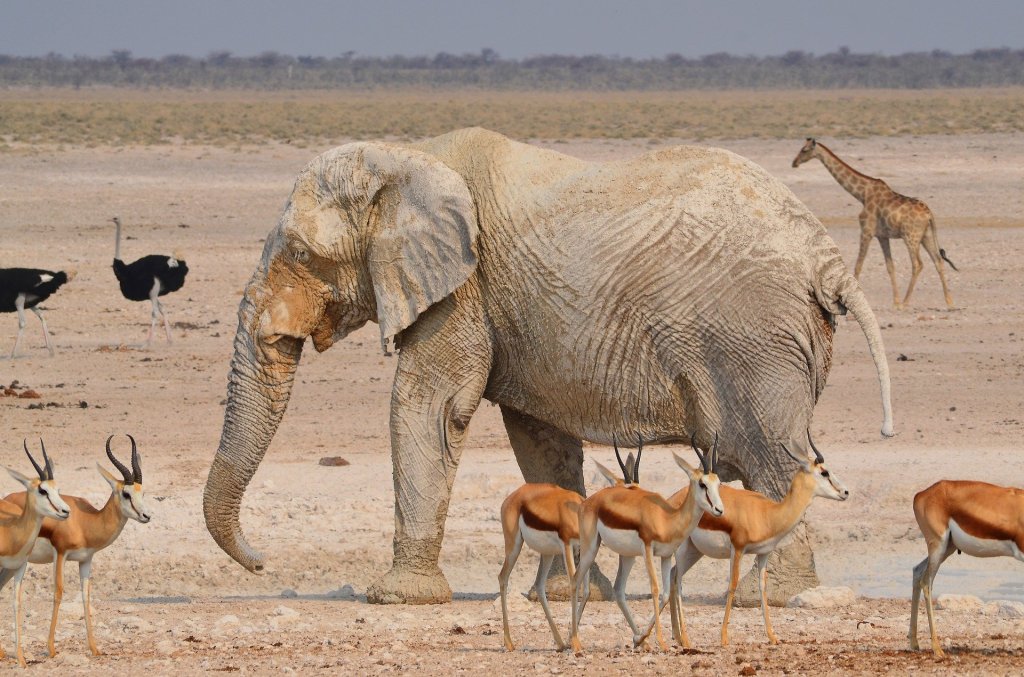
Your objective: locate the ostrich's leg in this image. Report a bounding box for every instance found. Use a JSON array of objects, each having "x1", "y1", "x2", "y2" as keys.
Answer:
[
  {"x1": 145, "y1": 280, "x2": 162, "y2": 347},
  {"x1": 32, "y1": 307, "x2": 55, "y2": 356},
  {"x1": 158, "y1": 299, "x2": 173, "y2": 343},
  {"x1": 11, "y1": 293, "x2": 27, "y2": 358}
]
